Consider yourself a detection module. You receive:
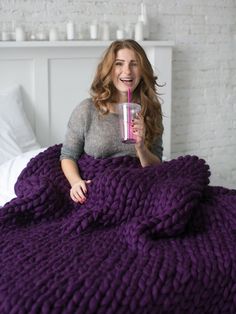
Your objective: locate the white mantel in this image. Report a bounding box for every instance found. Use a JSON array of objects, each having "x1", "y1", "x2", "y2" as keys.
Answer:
[
  {"x1": 0, "y1": 40, "x2": 174, "y2": 159},
  {"x1": 0, "y1": 40, "x2": 174, "y2": 47}
]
